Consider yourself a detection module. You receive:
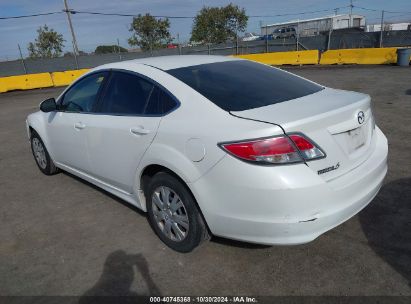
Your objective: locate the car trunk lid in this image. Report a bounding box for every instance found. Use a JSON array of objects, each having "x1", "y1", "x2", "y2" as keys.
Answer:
[{"x1": 231, "y1": 88, "x2": 376, "y2": 181}]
